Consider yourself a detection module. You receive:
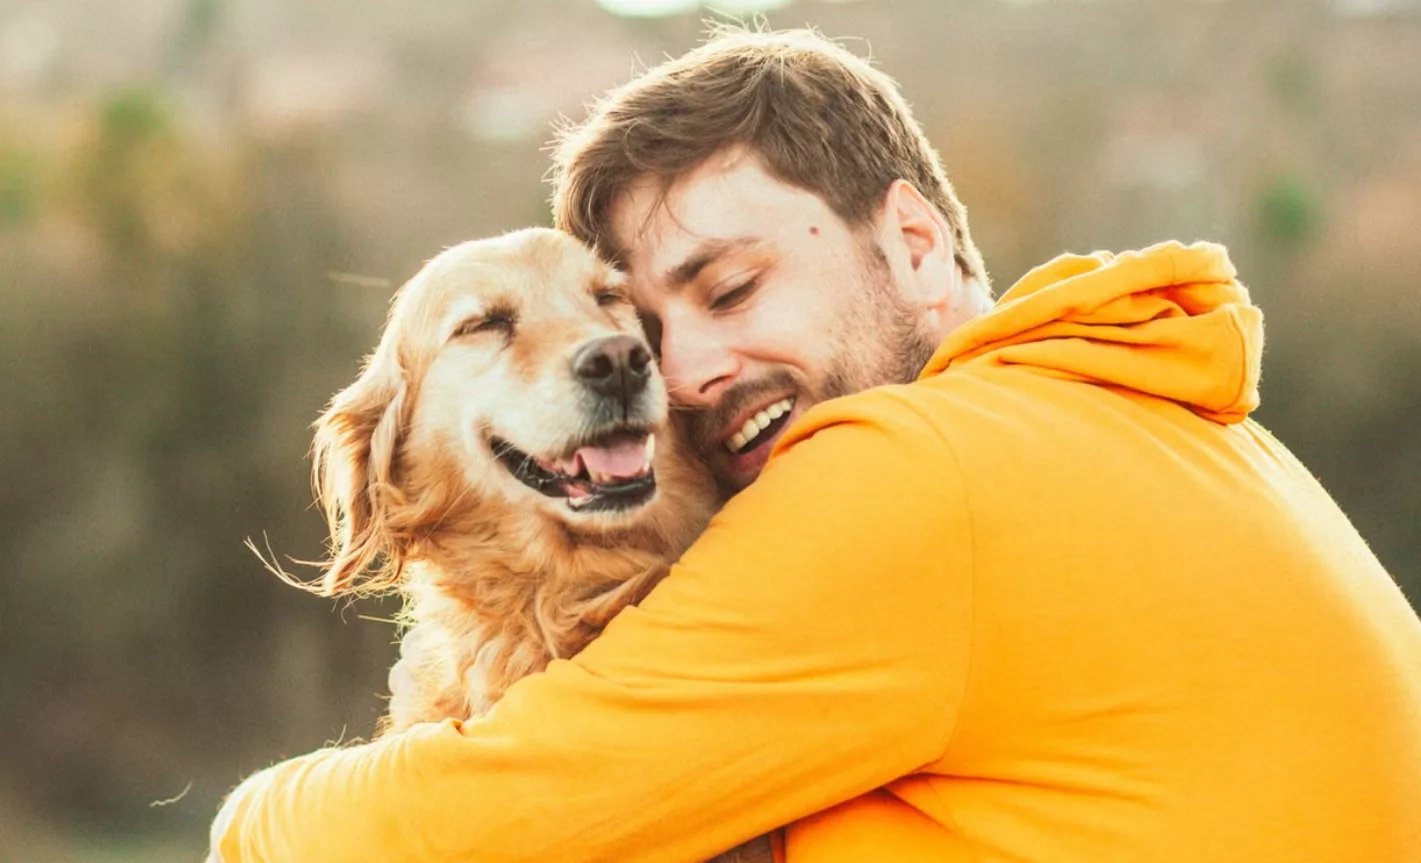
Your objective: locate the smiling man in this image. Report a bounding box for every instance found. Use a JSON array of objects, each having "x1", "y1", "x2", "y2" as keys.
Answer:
[
  {"x1": 603, "y1": 146, "x2": 968, "y2": 497},
  {"x1": 211, "y1": 28, "x2": 1421, "y2": 863}
]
